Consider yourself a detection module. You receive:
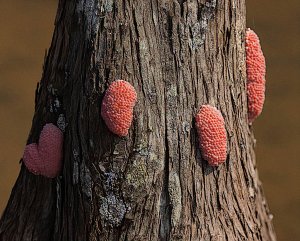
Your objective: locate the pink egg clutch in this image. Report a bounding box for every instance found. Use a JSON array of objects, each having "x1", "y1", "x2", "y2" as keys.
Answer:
[
  {"x1": 195, "y1": 105, "x2": 227, "y2": 166},
  {"x1": 246, "y1": 28, "x2": 266, "y2": 123},
  {"x1": 101, "y1": 80, "x2": 137, "y2": 136},
  {"x1": 23, "y1": 123, "x2": 63, "y2": 178}
]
